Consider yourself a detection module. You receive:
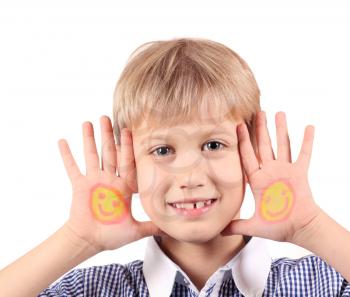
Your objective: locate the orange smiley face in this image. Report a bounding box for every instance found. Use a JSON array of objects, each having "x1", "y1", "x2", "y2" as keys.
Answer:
[
  {"x1": 90, "y1": 183, "x2": 128, "y2": 224},
  {"x1": 259, "y1": 180, "x2": 294, "y2": 222}
]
